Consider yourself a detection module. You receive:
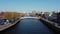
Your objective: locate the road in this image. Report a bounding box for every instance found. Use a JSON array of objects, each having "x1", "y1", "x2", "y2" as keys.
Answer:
[{"x1": 0, "y1": 18, "x2": 54, "y2": 34}]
